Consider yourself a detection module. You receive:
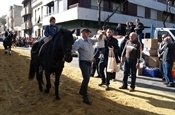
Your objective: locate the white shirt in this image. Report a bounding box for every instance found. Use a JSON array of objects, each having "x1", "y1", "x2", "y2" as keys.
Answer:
[{"x1": 92, "y1": 35, "x2": 105, "y2": 48}]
